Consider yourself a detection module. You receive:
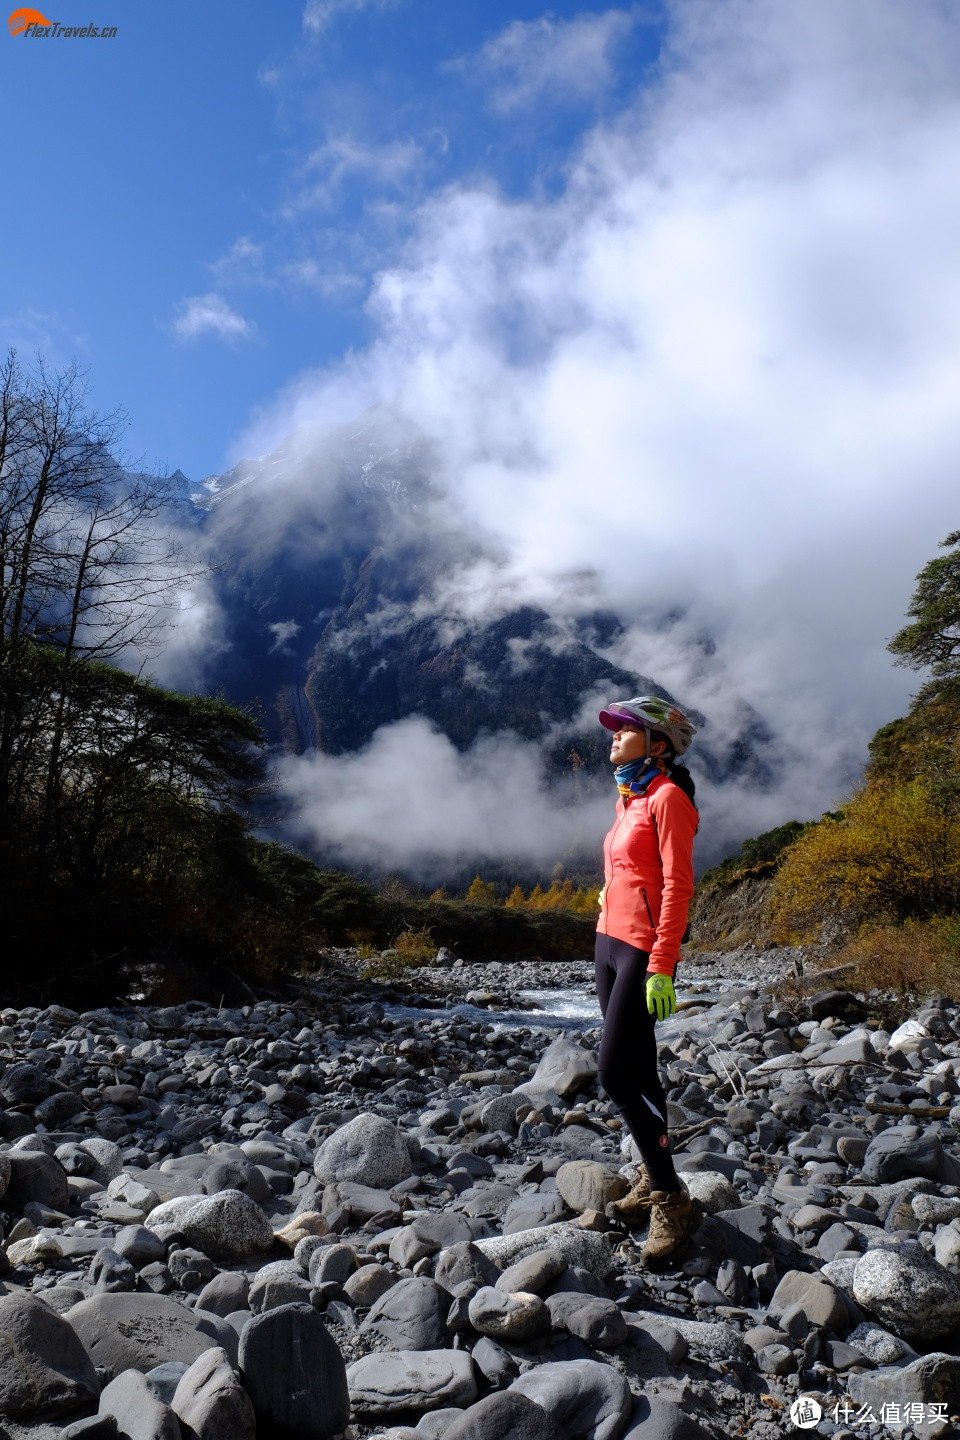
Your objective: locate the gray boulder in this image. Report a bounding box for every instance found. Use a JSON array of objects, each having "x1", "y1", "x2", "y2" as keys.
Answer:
[
  {"x1": 502, "y1": 1192, "x2": 567, "y2": 1234},
  {"x1": 0, "y1": 1062, "x2": 52, "y2": 1106},
  {"x1": 113, "y1": 1225, "x2": 167, "y2": 1268},
  {"x1": 496, "y1": 1250, "x2": 568, "y2": 1295},
  {"x1": 625, "y1": 1315, "x2": 688, "y2": 1364},
  {"x1": 201, "y1": 1159, "x2": 270, "y2": 1205},
  {"x1": 862, "y1": 1131, "x2": 944, "y2": 1185},
  {"x1": 852, "y1": 1245, "x2": 960, "y2": 1343},
  {"x1": 682, "y1": 1172, "x2": 741, "y2": 1214},
  {"x1": 467, "y1": 1287, "x2": 551, "y2": 1342},
  {"x1": 913, "y1": 1193, "x2": 960, "y2": 1225},
  {"x1": 389, "y1": 1211, "x2": 476, "y2": 1267},
  {"x1": 247, "y1": 1260, "x2": 312, "y2": 1313},
  {"x1": 433, "y1": 1242, "x2": 501, "y2": 1292},
  {"x1": 767, "y1": 1270, "x2": 847, "y2": 1332},
  {"x1": 479, "y1": 1093, "x2": 533, "y2": 1135},
  {"x1": 444, "y1": 1390, "x2": 567, "y2": 1440},
  {"x1": 343, "y1": 1262, "x2": 399, "y2": 1307},
  {"x1": 522, "y1": 1039, "x2": 598, "y2": 1101},
  {"x1": 362, "y1": 1277, "x2": 449, "y2": 1350},
  {"x1": 659, "y1": 1317, "x2": 749, "y2": 1366},
  {"x1": 347, "y1": 1349, "x2": 477, "y2": 1418},
  {"x1": 622, "y1": 1393, "x2": 713, "y2": 1439},
  {"x1": 323, "y1": 1179, "x2": 402, "y2": 1224},
  {"x1": 144, "y1": 1363, "x2": 189, "y2": 1404},
  {"x1": 472, "y1": 1336, "x2": 521, "y2": 1390},
  {"x1": 546, "y1": 1293, "x2": 628, "y2": 1349},
  {"x1": 309, "y1": 1243, "x2": 358, "y2": 1287},
  {"x1": 172, "y1": 1345, "x2": 256, "y2": 1440},
  {"x1": 845, "y1": 1321, "x2": 910, "y2": 1365},
  {"x1": 473, "y1": 1223, "x2": 612, "y2": 1277},
  {"x1": 0, "y1": 1292, "x2": 99, "y2": 1420},
  {"x1": 847, "y1": 1351, "x2": 960, "y2": 1413},
  {"x1": 5, "y1": 1149, "x2": 68, "y2": 1211},
  {"x1": 97, "y1": 1369, "x2": 180, "y2": 1440},
  {"x1": 88, "y1": 1248, "x2": 137, "y2": 1294},
  {"x1": 555, "y1": 1162, "x2": 627, "y2": 1215},
  {"x1": 147, "y1": 1190, "x2": 272, "y2": 1262},
  {"x1": 59, "y1": 1416, "x2": 122, "y2": 1438},
  {"x1": 81, "y1": 1138, "x2": 124, "y2": 1186},
  {"x1": 65, "y1": 1293, "x2": 222, "y2": 1380},
  {"x1": 511, "y1": 1359, "x2": 632, "y2": 1440},
  {"x1": 313, "y1": 1113, "x2": 412, "y2": 1187},
  {"x1": 195, "y1": 1273, "x2": 251, "y2": 1318},
  {"x1": 238, "y1": 1303, "x2": 349, "y2": 1439}
]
